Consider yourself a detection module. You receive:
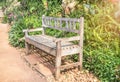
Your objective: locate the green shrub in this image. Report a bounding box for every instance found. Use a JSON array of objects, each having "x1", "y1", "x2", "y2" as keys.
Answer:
[
  {"x1": 68, "y1": 2, "x2": 120, "y2": 81},
  {"x1": 9, "y1": 18, "x2": 26, "y2": 47},
  {"x1": 84, "y1": 49, "x2": 120, "y2": 81}
]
